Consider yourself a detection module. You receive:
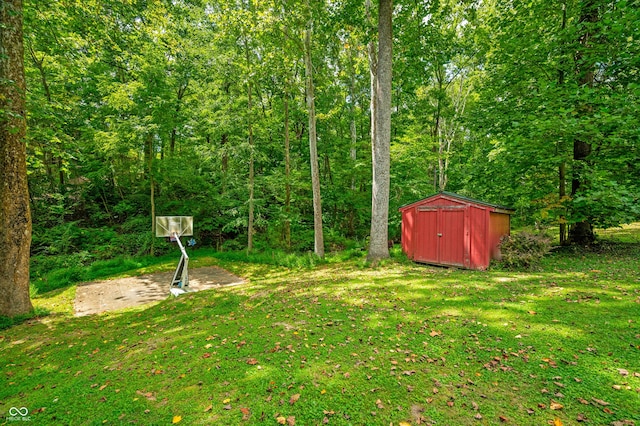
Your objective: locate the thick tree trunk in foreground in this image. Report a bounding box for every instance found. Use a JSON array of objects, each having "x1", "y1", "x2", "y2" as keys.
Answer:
[
  {"x1": 367, "y1": 0, "x2": 392, "y2": 262},
  {"x1": 0, "y1": 0, "x2": 34, "y2": 317}
]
